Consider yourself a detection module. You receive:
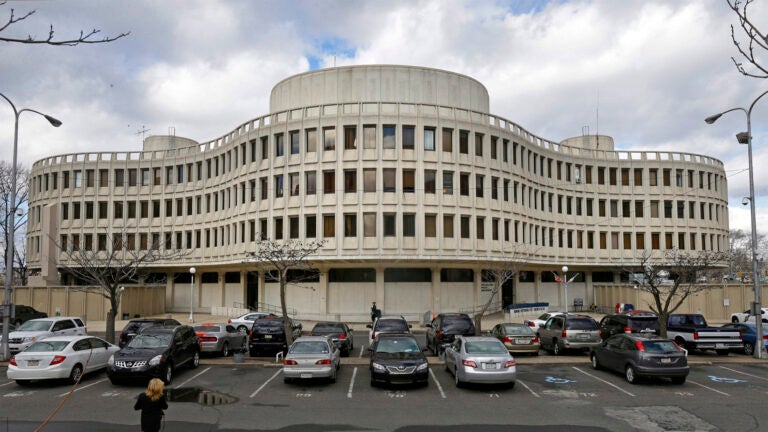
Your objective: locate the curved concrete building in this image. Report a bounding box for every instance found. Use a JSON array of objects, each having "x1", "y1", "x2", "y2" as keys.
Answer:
[{"x1": 26, "y1": 65, "x2": 729, "y2": 321}]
